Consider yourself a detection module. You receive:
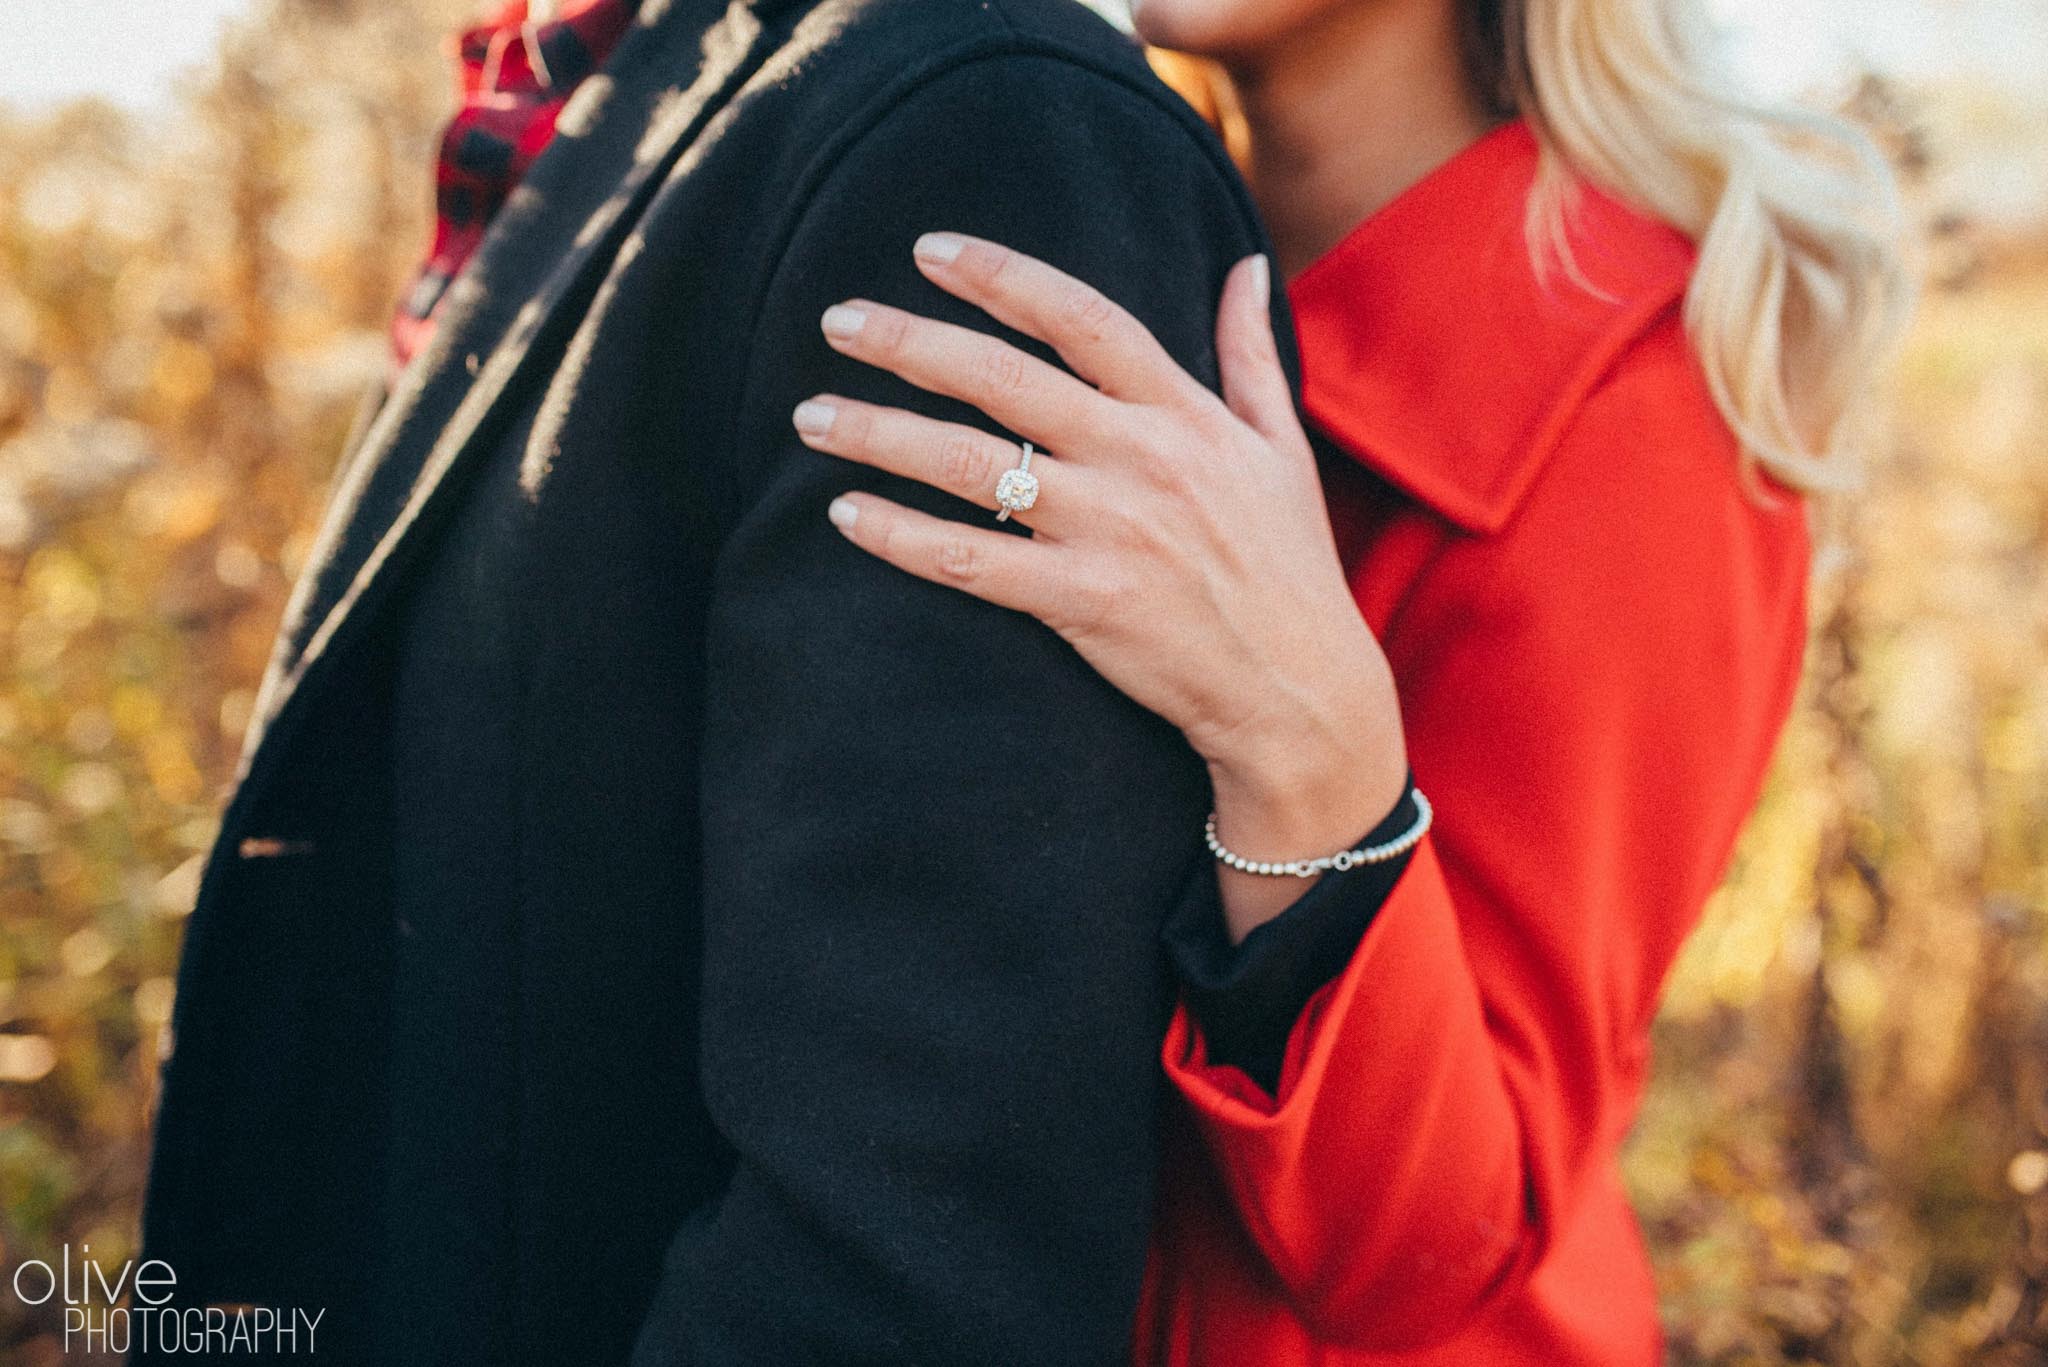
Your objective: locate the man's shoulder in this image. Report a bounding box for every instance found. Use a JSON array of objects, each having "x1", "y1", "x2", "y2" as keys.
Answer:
[
  {"x1": 799, "y1": 0, "x2": 1150, "y2": 76},
  {"x1": 771, "y1": 0, "x2": 1209, "y2": 154}
]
